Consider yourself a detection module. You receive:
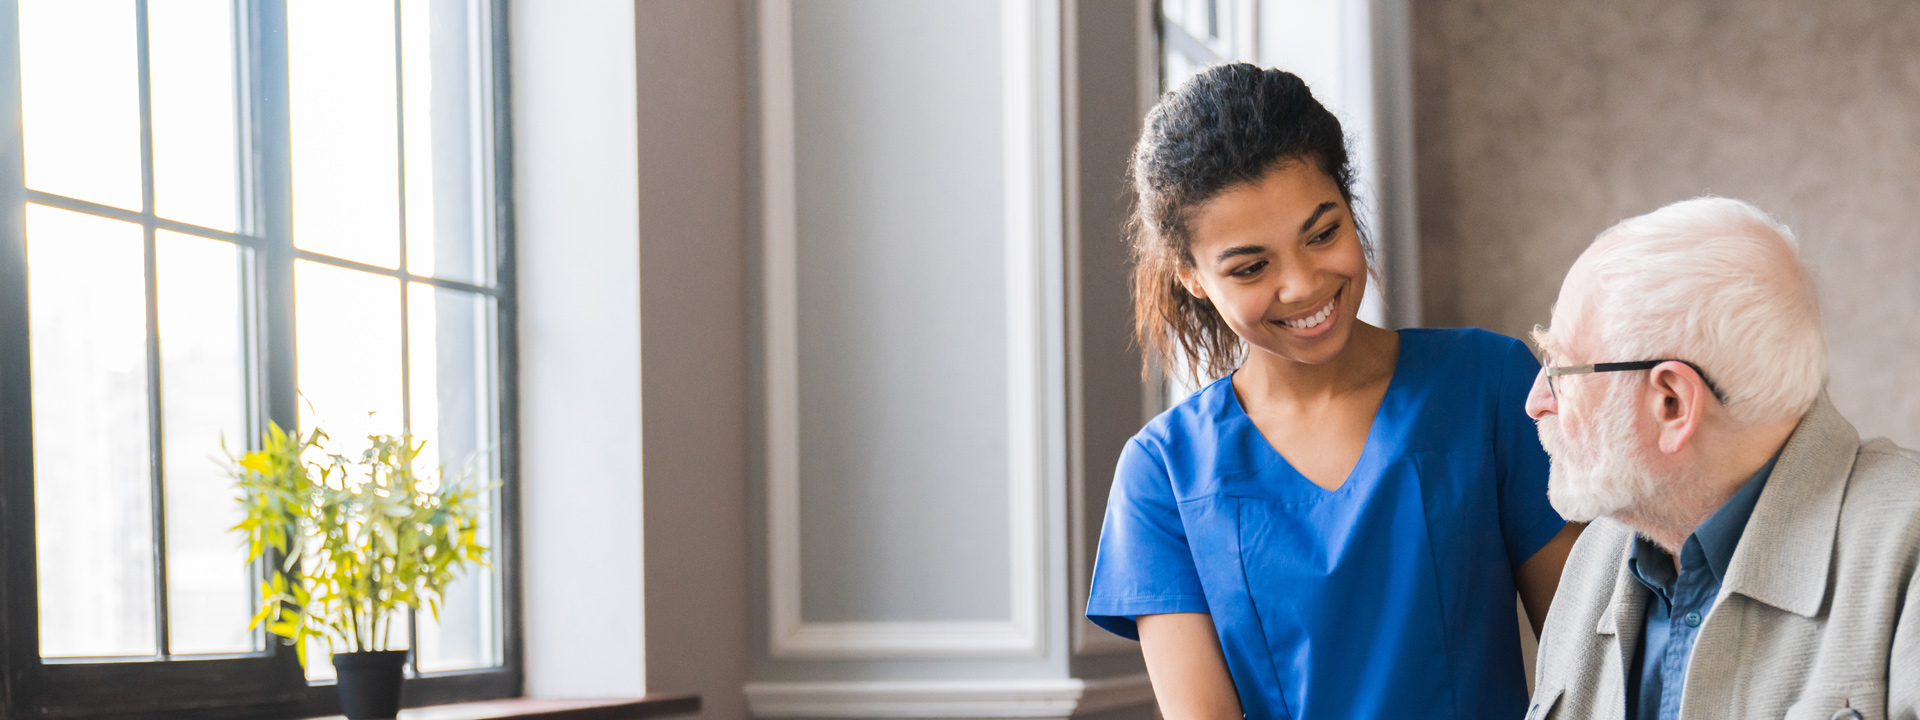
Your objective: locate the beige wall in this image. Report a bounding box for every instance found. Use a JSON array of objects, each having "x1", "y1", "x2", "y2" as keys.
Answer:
[
  {"x1": 636, "y1": 2, "x2": 751, "y2": 718},
  {"x1": 1413, "y1": 1, "x2": 1920, "y2": 446}
]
